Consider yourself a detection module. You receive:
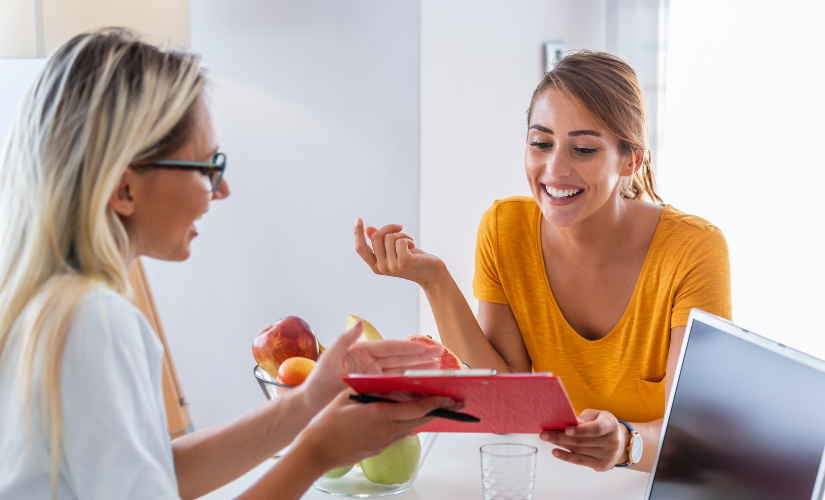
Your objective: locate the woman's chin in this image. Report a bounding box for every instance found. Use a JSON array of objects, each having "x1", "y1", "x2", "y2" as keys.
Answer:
[
  {"x1": 535, "y1": 195, "x2": 584, "y2": 227},
  {"x1": 175, "y1": 243, "x2": 193, "y2": 261}
]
